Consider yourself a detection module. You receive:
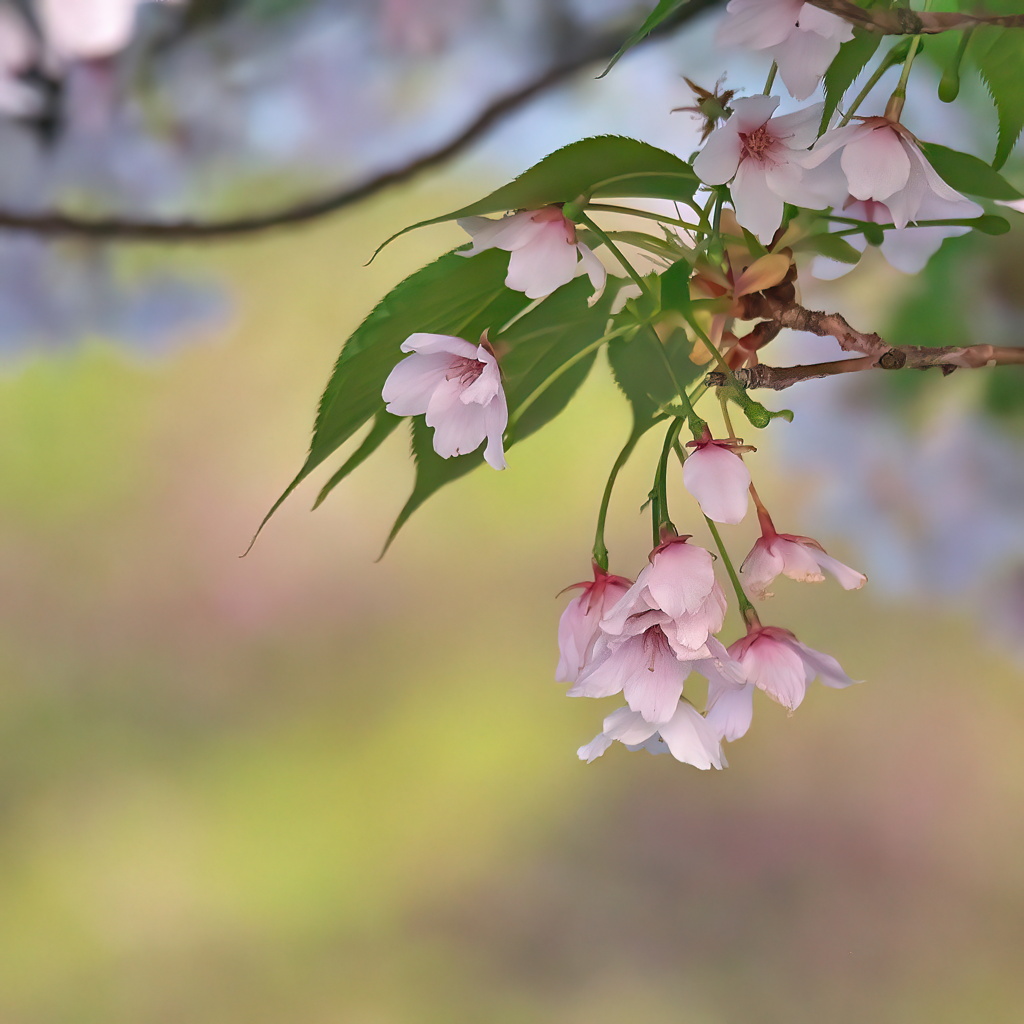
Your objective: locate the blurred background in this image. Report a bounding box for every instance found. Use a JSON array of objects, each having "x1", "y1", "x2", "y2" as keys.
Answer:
[{"x1": 1, "y1": 1, "x2": 1023, "y2": 1022}]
